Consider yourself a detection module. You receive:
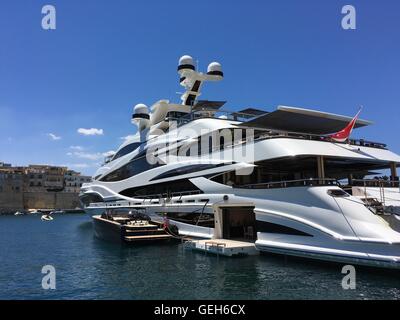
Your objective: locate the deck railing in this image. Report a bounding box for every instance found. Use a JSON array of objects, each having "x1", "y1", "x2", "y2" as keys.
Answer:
[
  {"x1": 351, "y1": 179, "x2": 400, "y2": 188},
  {"x1": 236, "y1": 178, "x2": 340, "y2": 189},
  {"x1": 135, "y1": 189, "x2": 202, "y2": 200}
]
